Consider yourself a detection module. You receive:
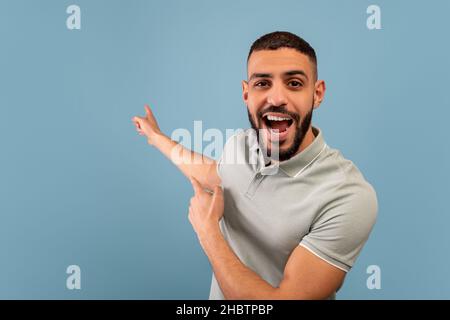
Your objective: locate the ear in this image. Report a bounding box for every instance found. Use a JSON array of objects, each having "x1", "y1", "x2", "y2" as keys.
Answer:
[
  {"x1": 242, "y1": 80, "x2": 249, "y2": 104},
  {"x1": 313, "y1": 80, "x2": 326, "y2": 109}
]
